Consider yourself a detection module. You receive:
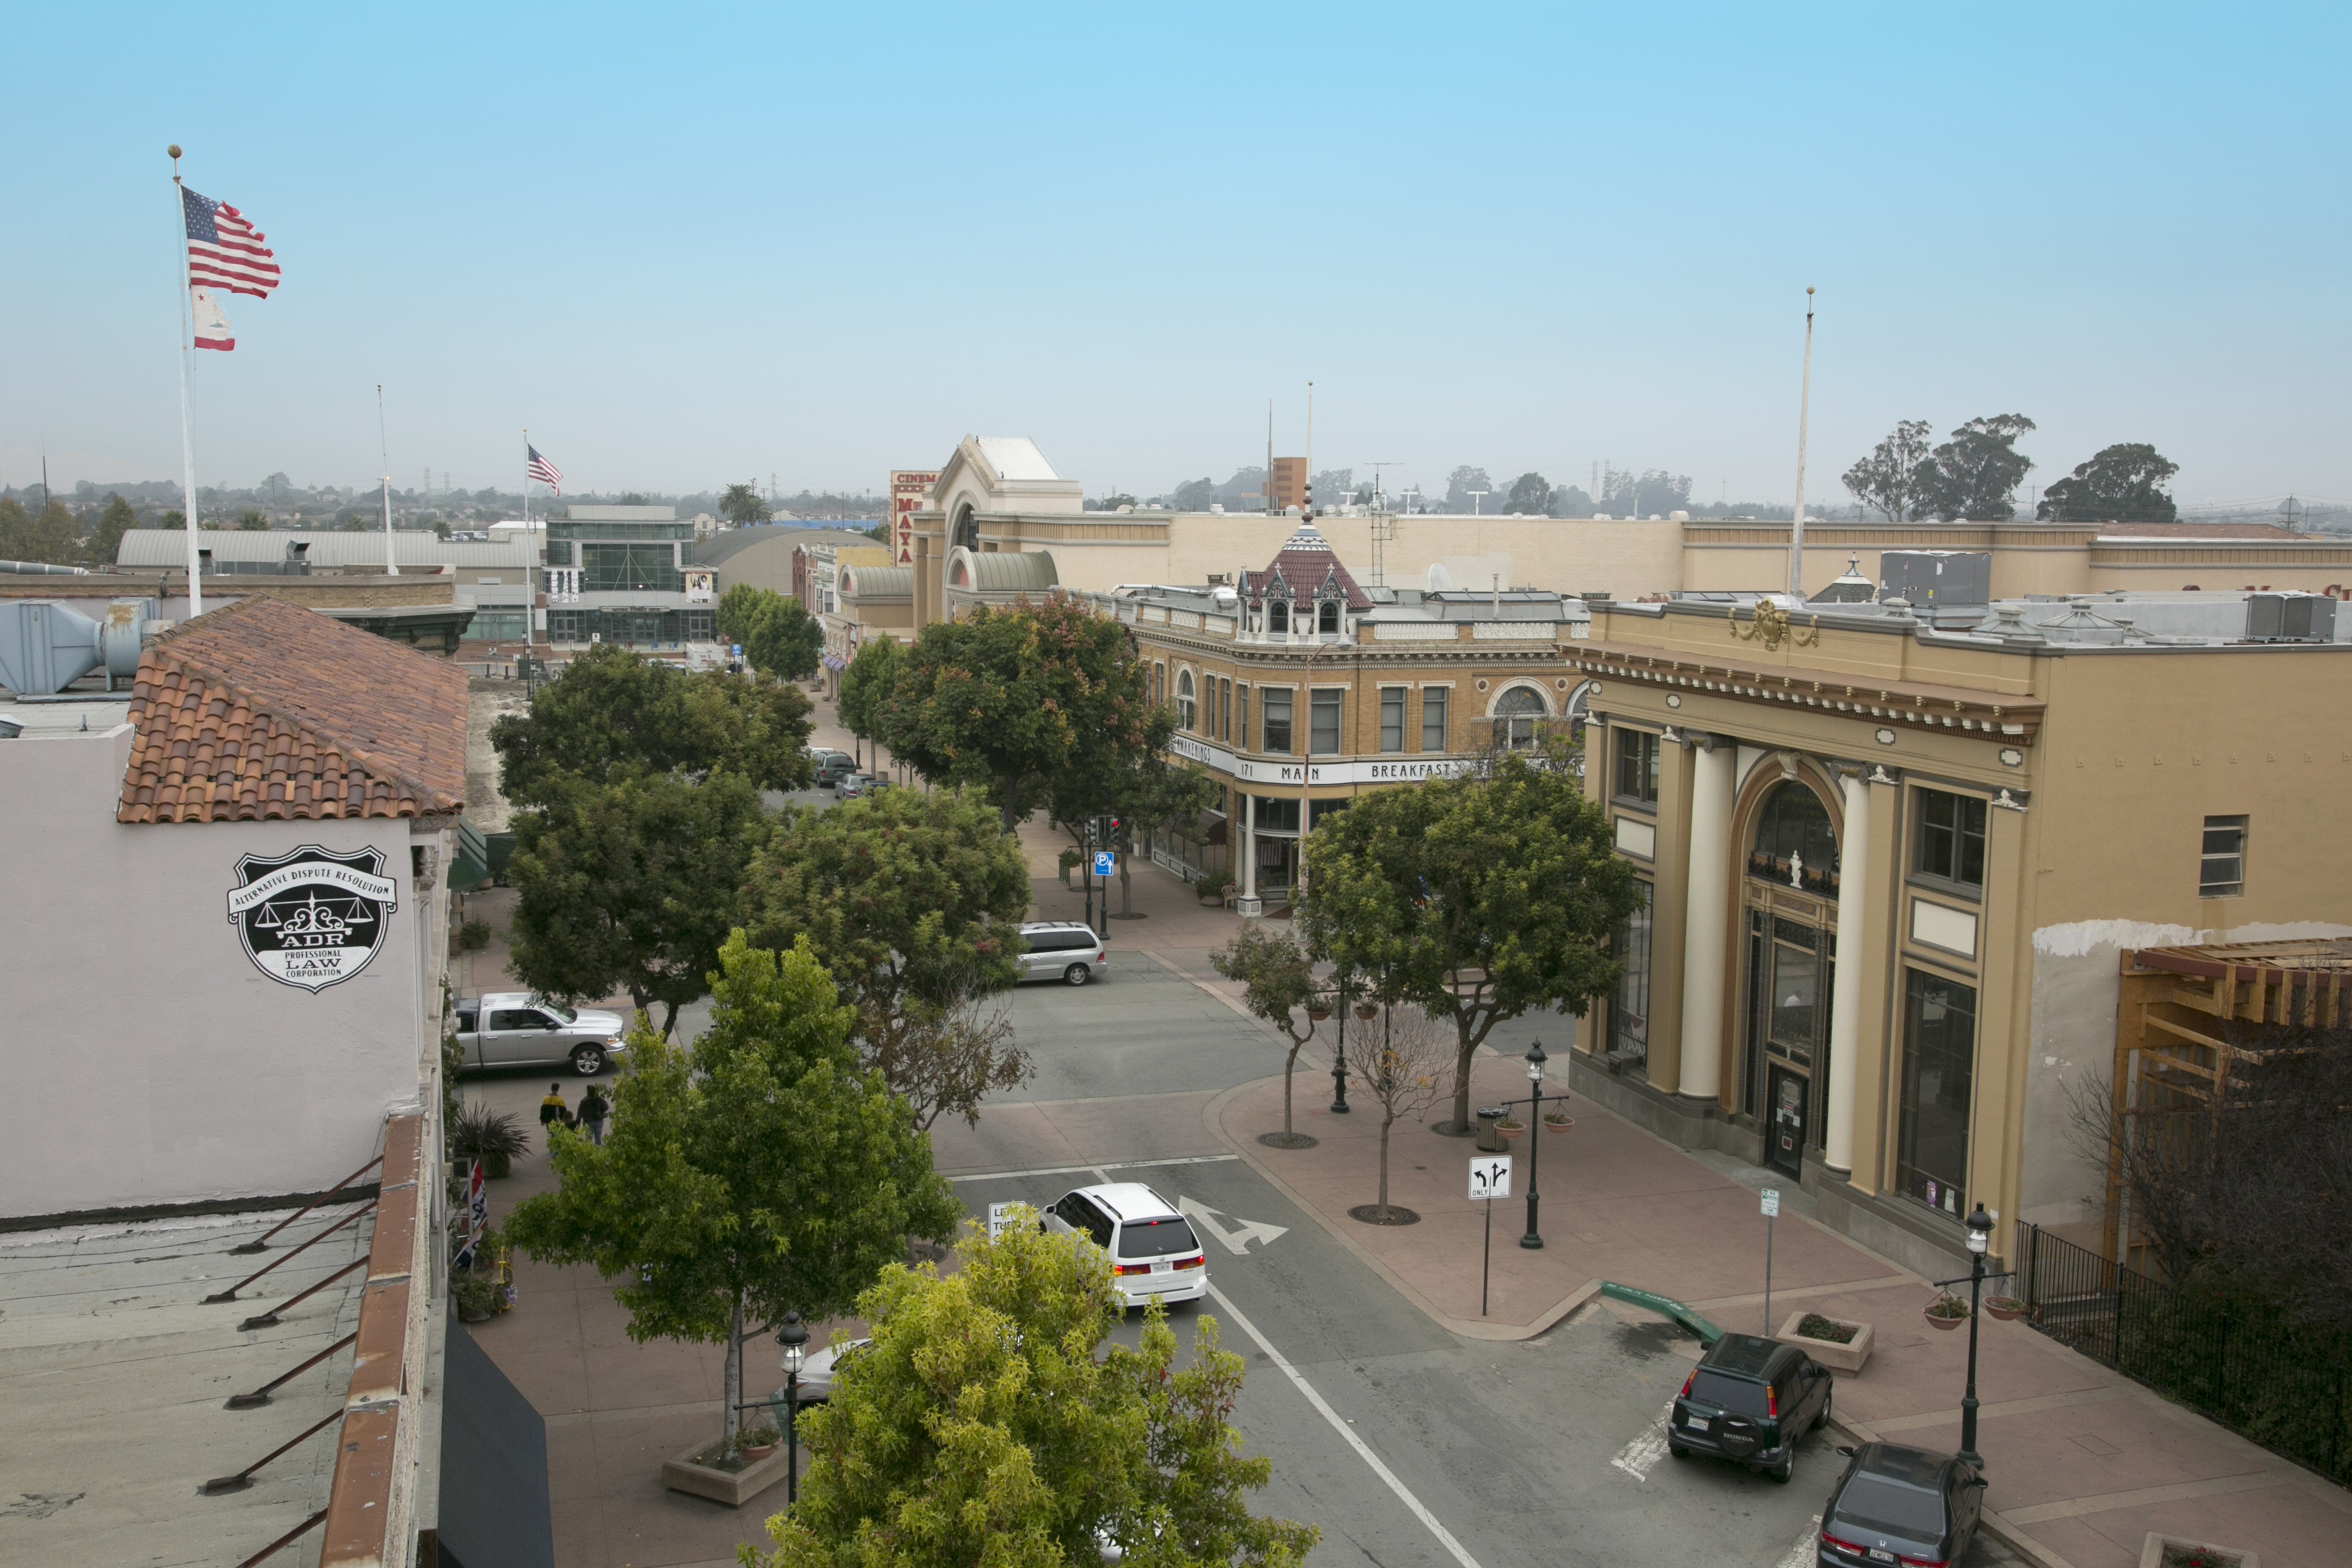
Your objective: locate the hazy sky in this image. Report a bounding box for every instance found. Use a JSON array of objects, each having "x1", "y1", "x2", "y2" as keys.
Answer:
[{"x1": 7, "y1": 4, "x2": 2344, "y2": 510}]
